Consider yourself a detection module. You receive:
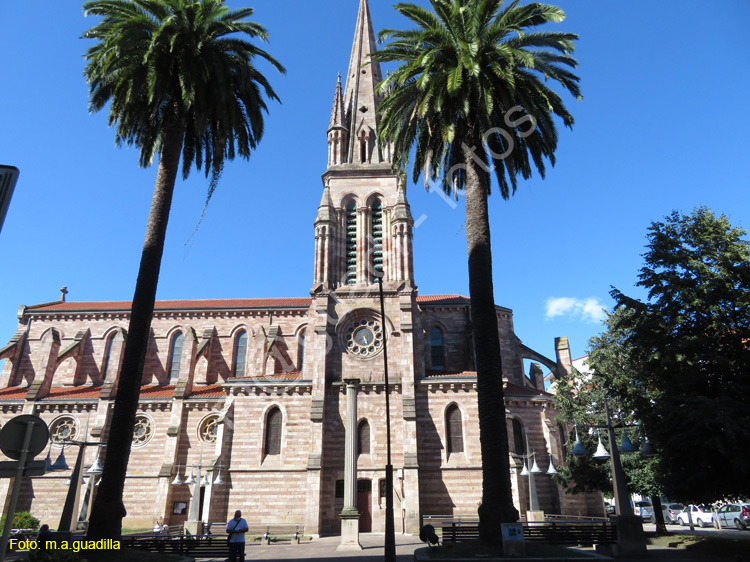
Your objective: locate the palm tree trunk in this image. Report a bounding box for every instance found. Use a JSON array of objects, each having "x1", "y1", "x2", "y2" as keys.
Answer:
[
  {"x1": 87, "y1": 120, "x2": 185, "y2": 540},
  {"x1": 463, "y1": 141, "x2": 519, "y2": 543}
]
